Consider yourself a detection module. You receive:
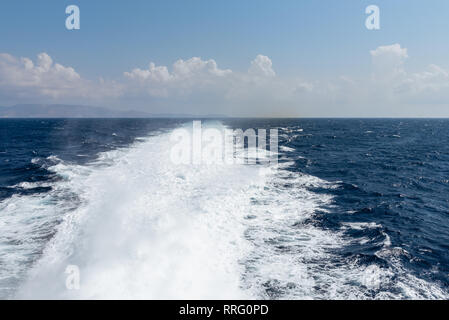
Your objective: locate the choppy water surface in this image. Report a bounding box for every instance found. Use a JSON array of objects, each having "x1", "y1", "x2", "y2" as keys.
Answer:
[{"x1": 1, "y1": 118, "x2": 448, "y2": 299}]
